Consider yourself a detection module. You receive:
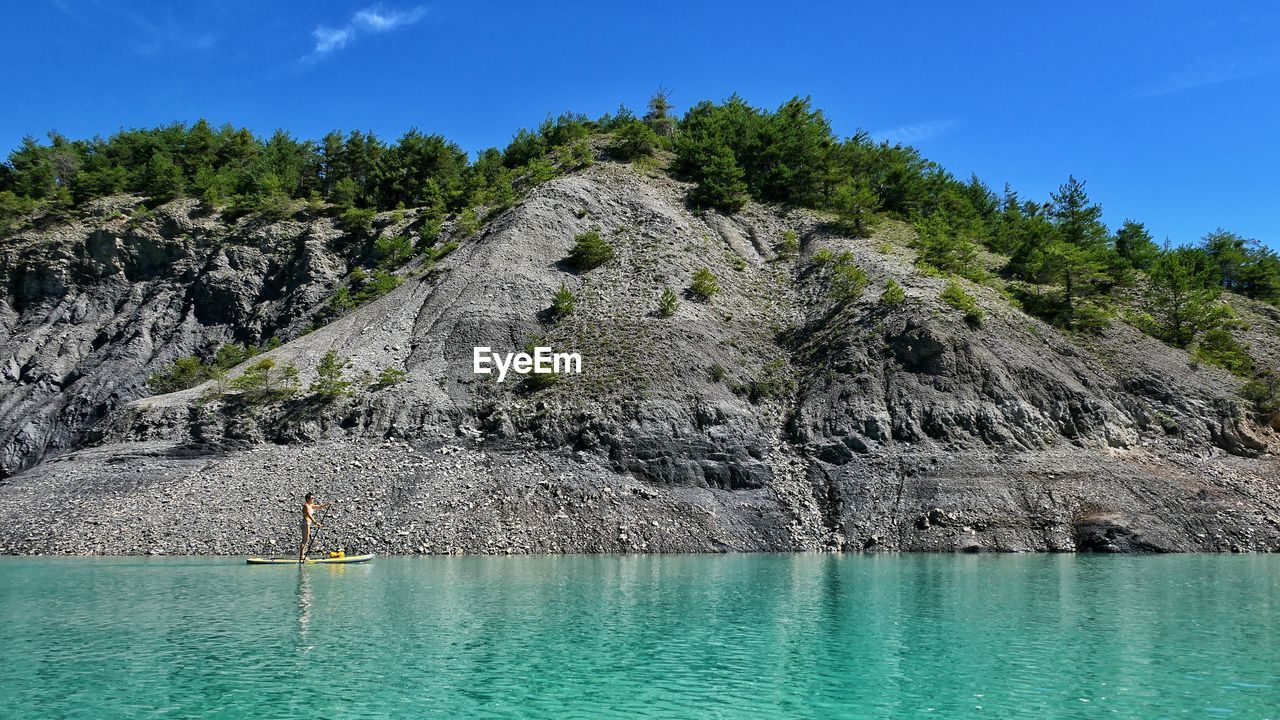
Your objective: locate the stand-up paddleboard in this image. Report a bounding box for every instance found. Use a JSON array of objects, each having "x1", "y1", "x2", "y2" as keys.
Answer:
[{"x1": 246, "y1": 554, "x2": 375, "y2": 565}]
